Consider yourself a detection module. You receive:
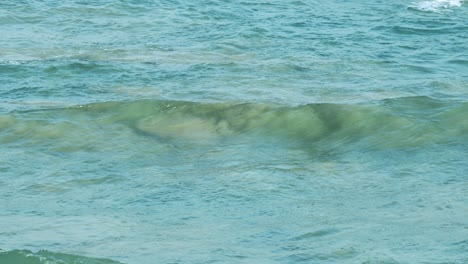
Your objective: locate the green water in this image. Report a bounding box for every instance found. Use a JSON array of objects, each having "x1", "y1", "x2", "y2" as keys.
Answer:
[
  {"x1": 1, "y1": 0, "x2": 467, "y2": 263},
  {"x1": 0, "y1": 249, "x2": 121, "y2": 264}
]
